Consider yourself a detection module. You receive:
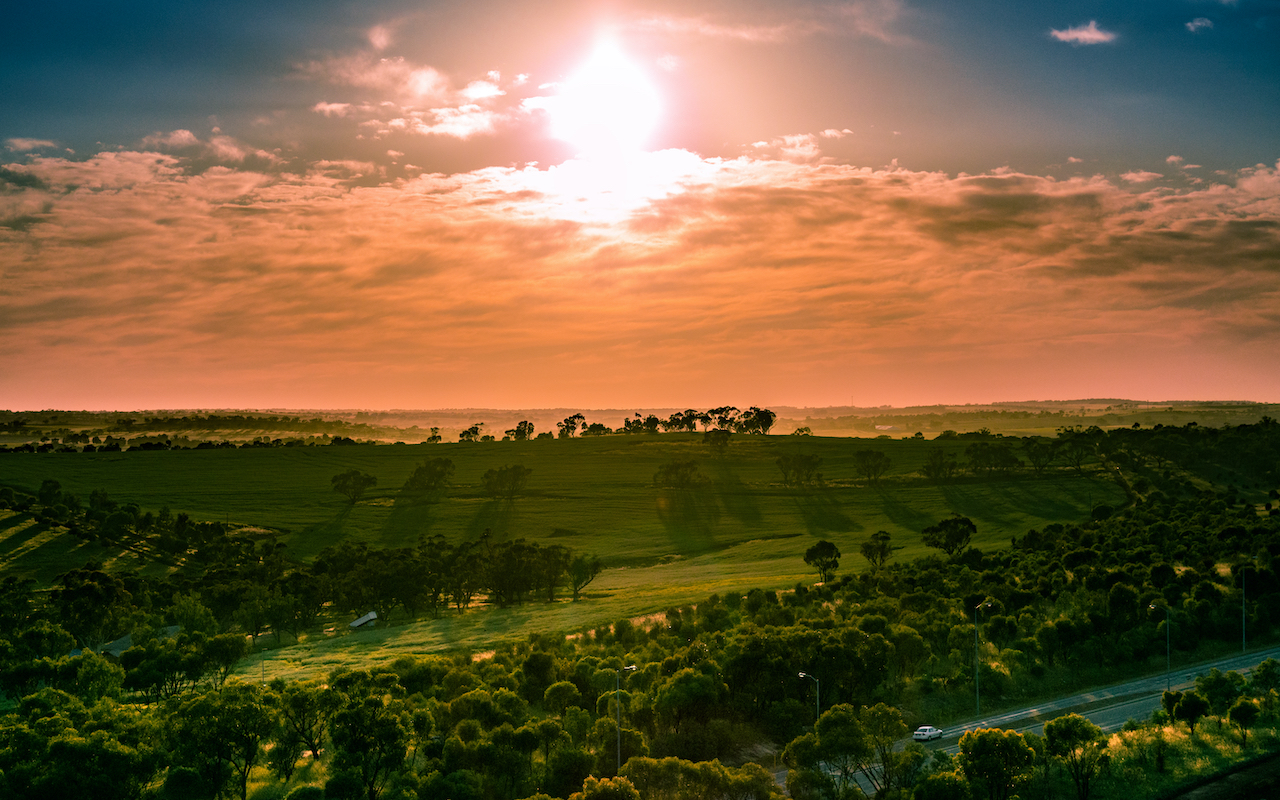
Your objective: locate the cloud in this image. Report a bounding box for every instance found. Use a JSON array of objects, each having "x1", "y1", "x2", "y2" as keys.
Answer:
[
  {"x1": 1067, "y1": 156, "x2": 1084, "y2": 163},
  {"x1": 139, "y1": 129, "x2": 281, "y2": 167},
  {"x1": 1120, "y1": 170, "x2": 1162, "y2": 183},
  {"x1": 368, "y1": 25, "x2": 392, "y2": 51},
  {"x1": 1050, "y1": 21, "x2": 1117, "y2": 45},
  {"x1": 630, "y1": 0, "x2": 906, "y2": 44},
  {"x1": 1166, "y1": 155, "x2": 1184, "y2": 164},
  {"x1": 820, "y1": 129, "x2": 854, "y2": 139},
  {"x1": 1186, "y1": 17, "x2": 1214, "y2": 33},
  {"x1": 4, "y1": 144, "x2": 1279, "y2": 408},
  {"x1": 6, "y1": 138, "x2": 58, "y2": 153},
  {"x1": 313, "y1": 102, "x2": 354, "y2": 117}
]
